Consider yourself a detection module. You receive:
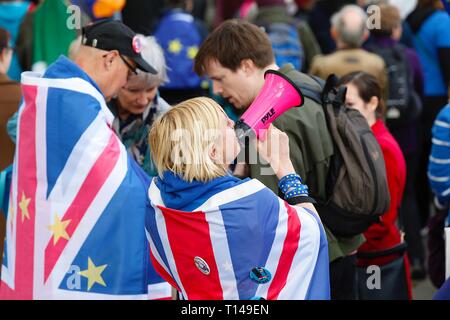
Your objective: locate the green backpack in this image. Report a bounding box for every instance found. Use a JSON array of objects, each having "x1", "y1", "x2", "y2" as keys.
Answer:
[{"x1": 281, "y1": 64, "x2": 391, "y2": 237}]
